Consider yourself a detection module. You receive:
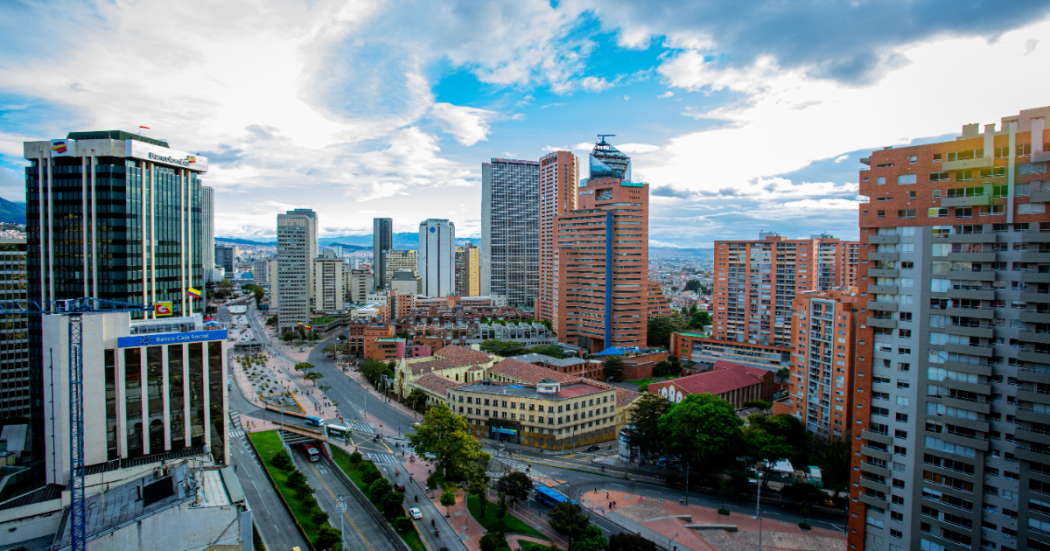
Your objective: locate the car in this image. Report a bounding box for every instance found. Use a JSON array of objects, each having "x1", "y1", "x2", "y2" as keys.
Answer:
[
  {"x1": 409, "y1": 507, "x2": 423, "y2": 520},
  {"x1": 394, "y1": 483, "x2": 406, "y2": 491},
  {"x1": 585, "y1": 445, "x2": 601, "y2": 452}
]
